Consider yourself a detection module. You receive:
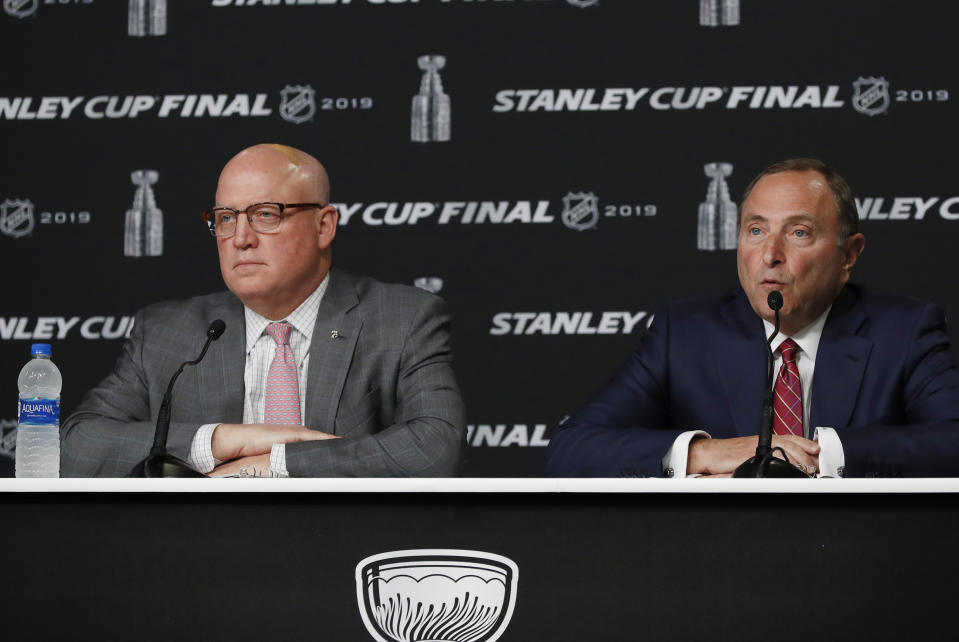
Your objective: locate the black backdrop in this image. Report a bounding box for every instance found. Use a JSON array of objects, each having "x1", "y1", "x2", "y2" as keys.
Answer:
[{"x1": 2, "y1": 1, "x2": 958, "y2": 476}]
